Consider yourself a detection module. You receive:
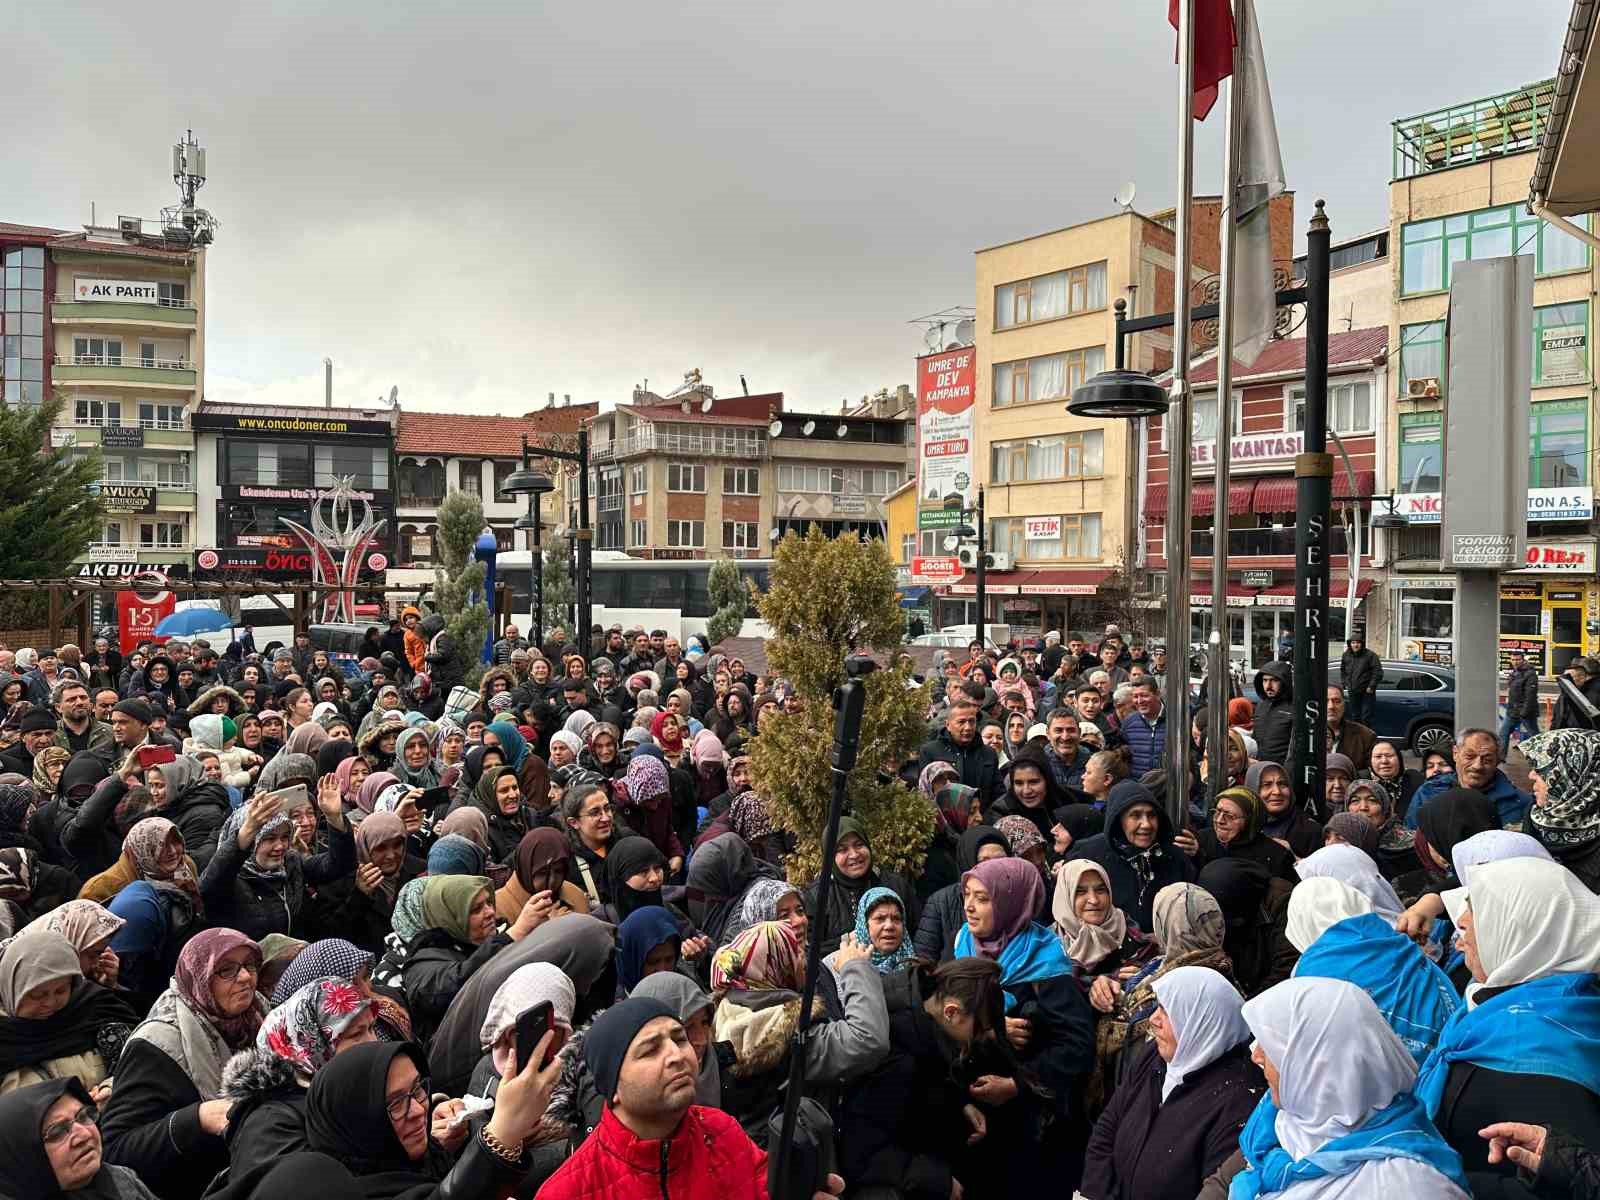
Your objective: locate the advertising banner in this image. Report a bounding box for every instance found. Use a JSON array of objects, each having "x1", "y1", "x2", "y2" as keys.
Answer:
[
  {"x1": 117, "y1": 587, "x2": 174, "y2": 654},
  {"x1": 1023, "y1": 515, "x2": 1061, "y2": 541},
  {"x1": 98, "y1": 483, "x2": 158, "y2": 514},
  {"x1": 1393, "y1": 487, "x2": 1593, "y2": 525},
  {"x1": 916, "y1": 347, "x2": 975, "y2": 531},
  {"x1": 910, "y1": 555, "x2": 962, "y2": 583},
  {"x1": 73, "y1": 278, "x2": 160, "y2": 302}
]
